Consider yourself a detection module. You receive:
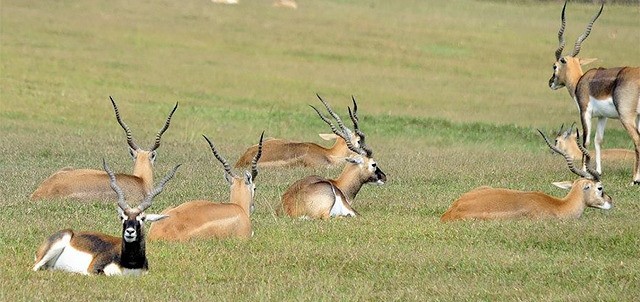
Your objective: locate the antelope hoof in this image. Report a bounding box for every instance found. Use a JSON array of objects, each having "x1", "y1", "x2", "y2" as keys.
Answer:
[{"x1": 633, "y1": 180, "x2": 640, "y2": 186}]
